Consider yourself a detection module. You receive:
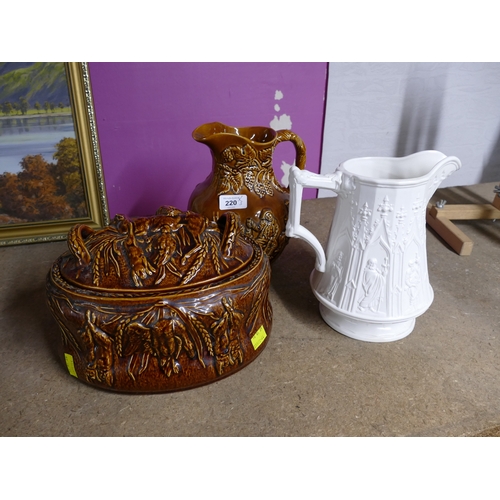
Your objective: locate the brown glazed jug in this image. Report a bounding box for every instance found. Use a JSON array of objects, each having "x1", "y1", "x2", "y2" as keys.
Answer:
[{"x1": 188, "y1": 122, "x2": 306, "y2": 262}]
